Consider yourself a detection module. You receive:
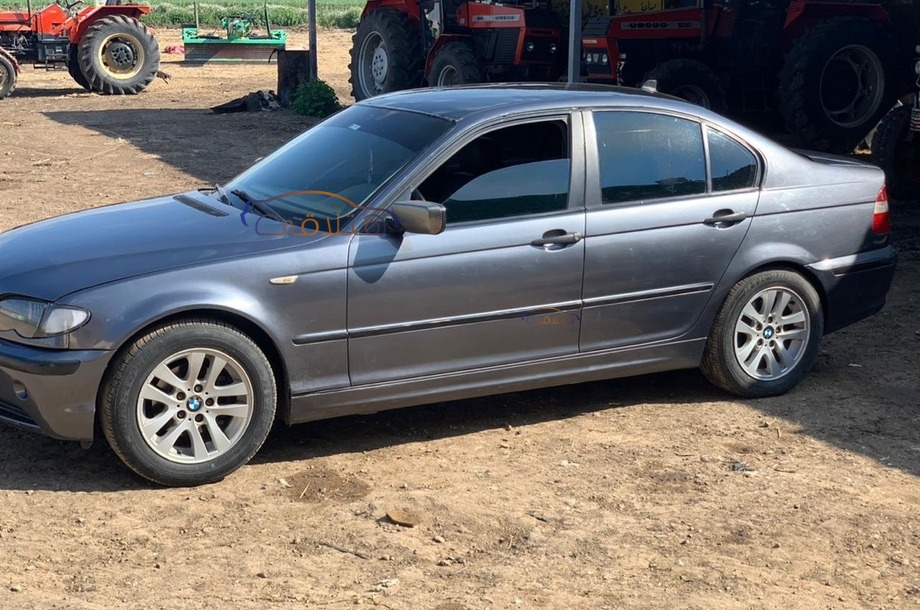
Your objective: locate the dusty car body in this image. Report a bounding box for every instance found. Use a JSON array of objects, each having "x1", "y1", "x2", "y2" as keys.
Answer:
[{"x1": 0, "y1": 85, "x2": 897, "y2": 486}]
